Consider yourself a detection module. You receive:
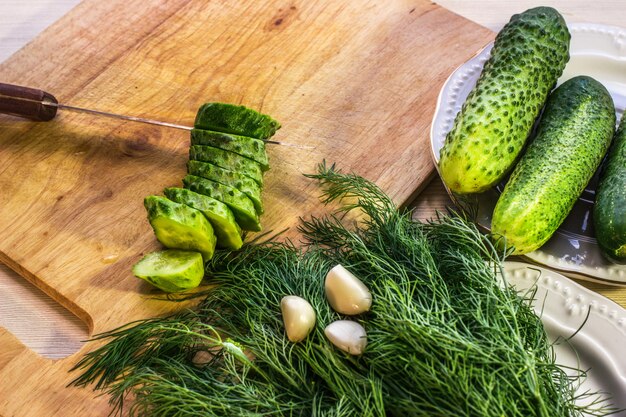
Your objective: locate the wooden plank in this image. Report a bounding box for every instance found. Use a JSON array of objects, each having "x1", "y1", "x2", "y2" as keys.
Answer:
[{"x1": 0, "y1": 0, "x2": 493, "y2": 414}]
